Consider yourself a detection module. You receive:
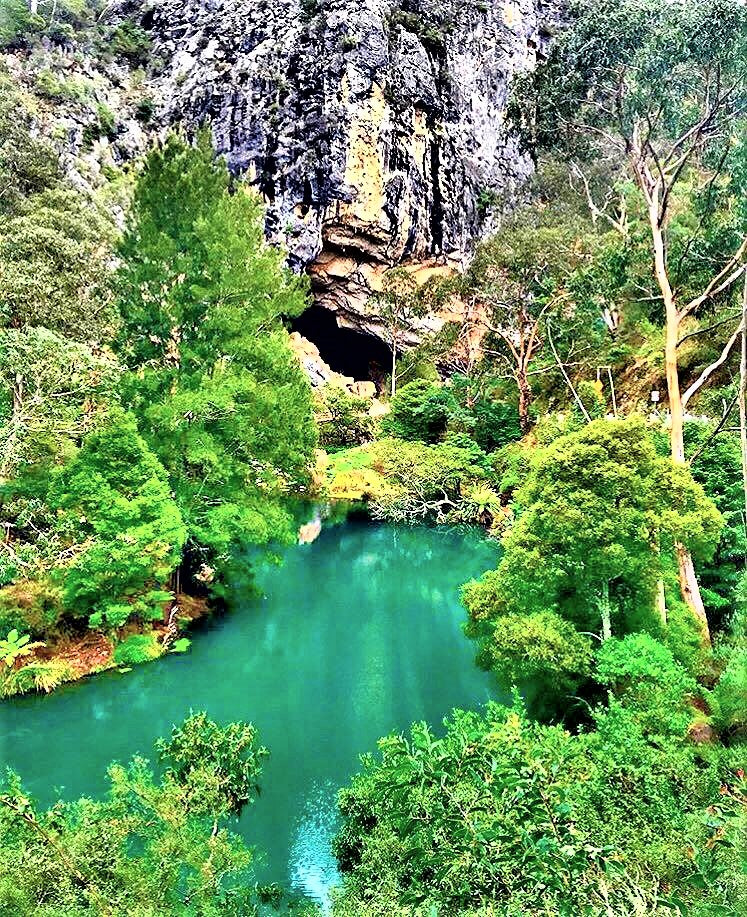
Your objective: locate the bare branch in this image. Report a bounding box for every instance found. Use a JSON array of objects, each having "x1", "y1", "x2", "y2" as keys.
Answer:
[
  {"x1": 677, "y1": 311, "x2": 741, "y2": 348},
  {"x1": 547, "y1": 324, "x2": 591, "y2": 422},
  {"x1": 681, "y1": 319, "x2": 744, "y2": 408},
  {"x1": 680, "y1": 245, "x2": 747, "y2": 319}
]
